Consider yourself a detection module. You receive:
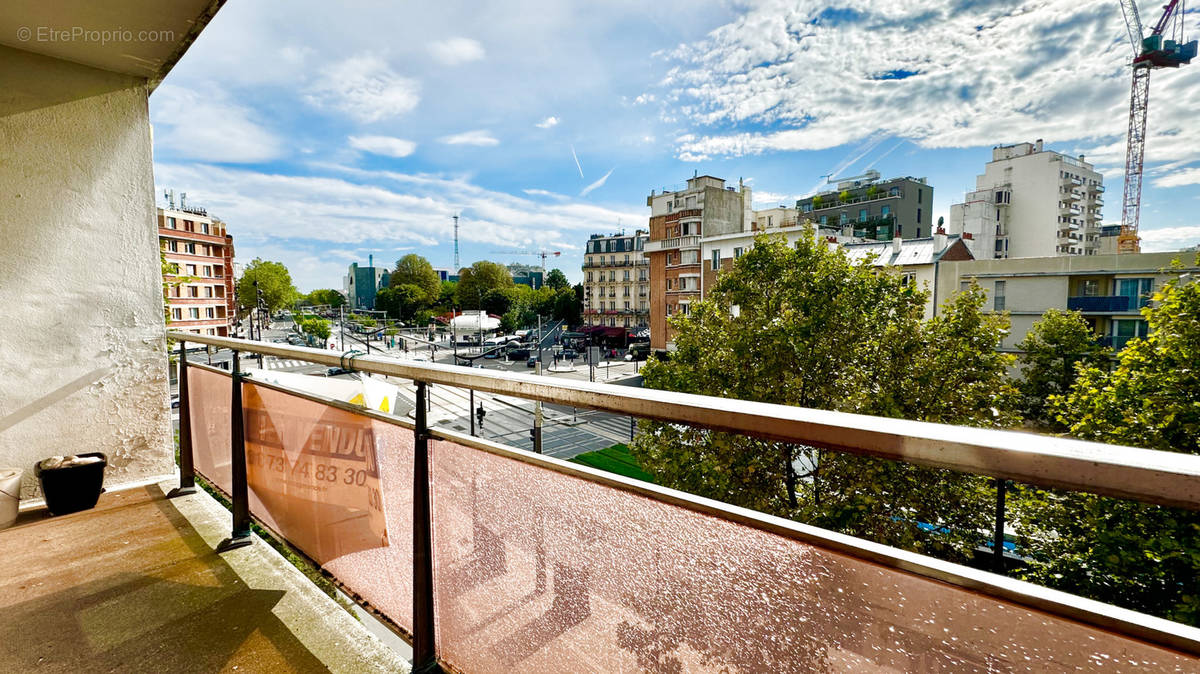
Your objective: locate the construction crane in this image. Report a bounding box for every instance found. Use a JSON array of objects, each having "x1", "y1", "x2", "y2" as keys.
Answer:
[
  {"x1": 491, "y1": 249, "x2": 562, "y2": 274},
  {"x1": 1117, "y1": 0, "x2": 1196, "y2": 253}
]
